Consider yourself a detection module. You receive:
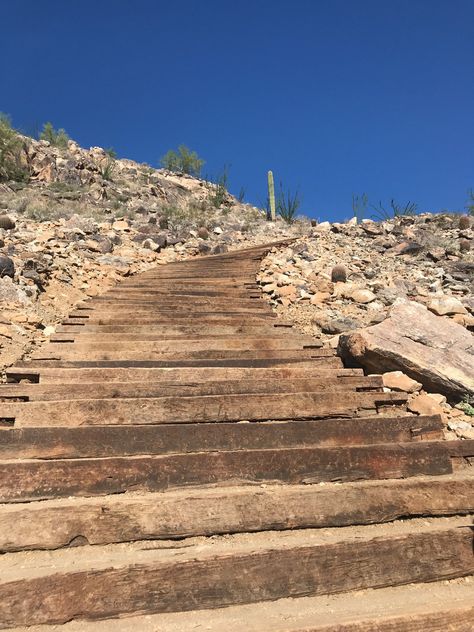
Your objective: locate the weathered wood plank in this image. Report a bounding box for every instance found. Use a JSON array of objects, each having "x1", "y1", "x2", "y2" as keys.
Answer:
[
  {"x1": 6, "y1": 365, "x2": 362, "y2": 384},
  {"x1": 0, "y1": 526, "x2": 471, "y2": 627},
  {"x1": 0, "y1": 415, "x2": 442, "y2": 459},
  {"x1": 47, "y1": 336, "x2": 319, "y2": 351},
  {"x1": 5, "y1": 391, "x2": 407, "y2": 426},
  {"x1": 97, "y1": 290, "x2": 260, "y2": 298},
  {"x1": 13, "y1": 357, "x2": 343, "y2": 369},
  {"x1": 2, "y1": 473, "x2": 472, "y2": 552},
  {"x1": 0, "y1": 375, "x2": 382, "y2": 401},
  {"x1": 62, "y1": 315, "x2": 283, "y2": 325},
  {"x1": 53, "y1": 324, "x2": 296, "y2": 336},
  {"x1": 11, "y1": 583, "x2": 473, "y2": 632},
  {"x1": 79, "y1": 297, "x2": 269, "y2": 307},
  {"x1": 32, "y1": 346, "x2": 336, "y2": 360},
  {"x1": 0, "y1": 442, "x2": 453, "y2": 502},
  {"x1": 31, "y1": 347, "x2": 332, "y2": 362}
]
